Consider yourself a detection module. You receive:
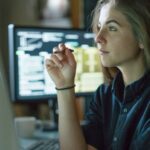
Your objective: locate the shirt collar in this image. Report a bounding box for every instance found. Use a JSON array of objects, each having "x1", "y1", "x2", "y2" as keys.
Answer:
[{"x1": 112, "y1": 70, "x2": 150, "y2": 103}]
